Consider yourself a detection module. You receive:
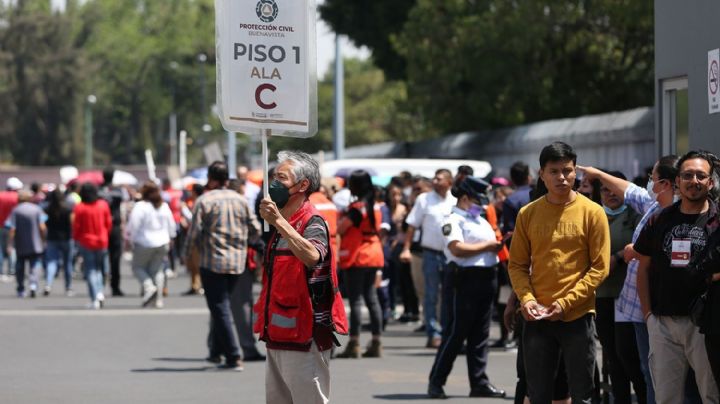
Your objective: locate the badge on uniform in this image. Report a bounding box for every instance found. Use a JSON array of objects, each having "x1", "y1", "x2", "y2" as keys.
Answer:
[
  {"x1": 442, "y1": 223, "x2": 452, "y2": 236},
  {"x1": 671, "y1": 238, "x2": 692, "y2": 267}
]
